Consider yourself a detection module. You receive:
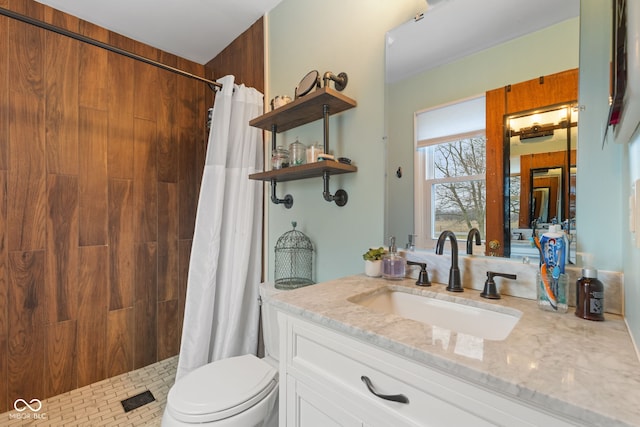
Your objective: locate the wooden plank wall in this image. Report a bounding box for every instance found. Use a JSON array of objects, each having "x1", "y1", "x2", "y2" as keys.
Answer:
[
  {"x1": 0, "y1": 0, "x2": 235, "y2": 412},
  {"x1": 206, "y1": 17, "x2": 265, "y2": 94}
]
